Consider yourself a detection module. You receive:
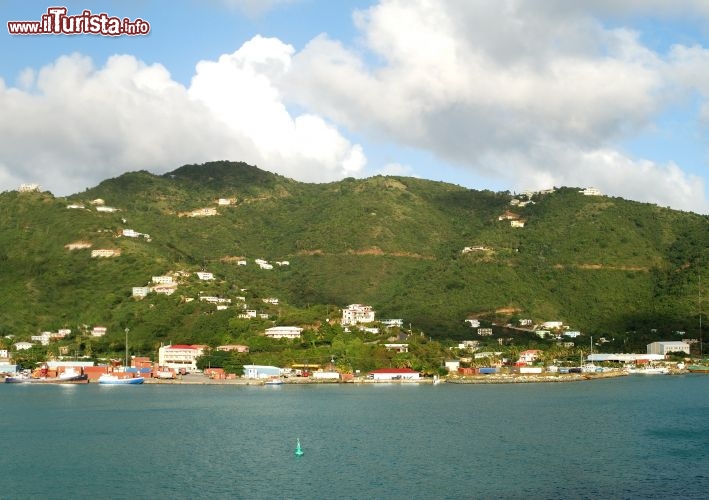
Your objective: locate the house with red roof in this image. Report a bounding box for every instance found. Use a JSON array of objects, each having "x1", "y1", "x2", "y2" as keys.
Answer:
[
  {"x1": 516, "y1": 349, "x2": 542, "y2": 366},
  {"x1": 368, "y1": 367, "x2": 420, "y2": 381}
]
